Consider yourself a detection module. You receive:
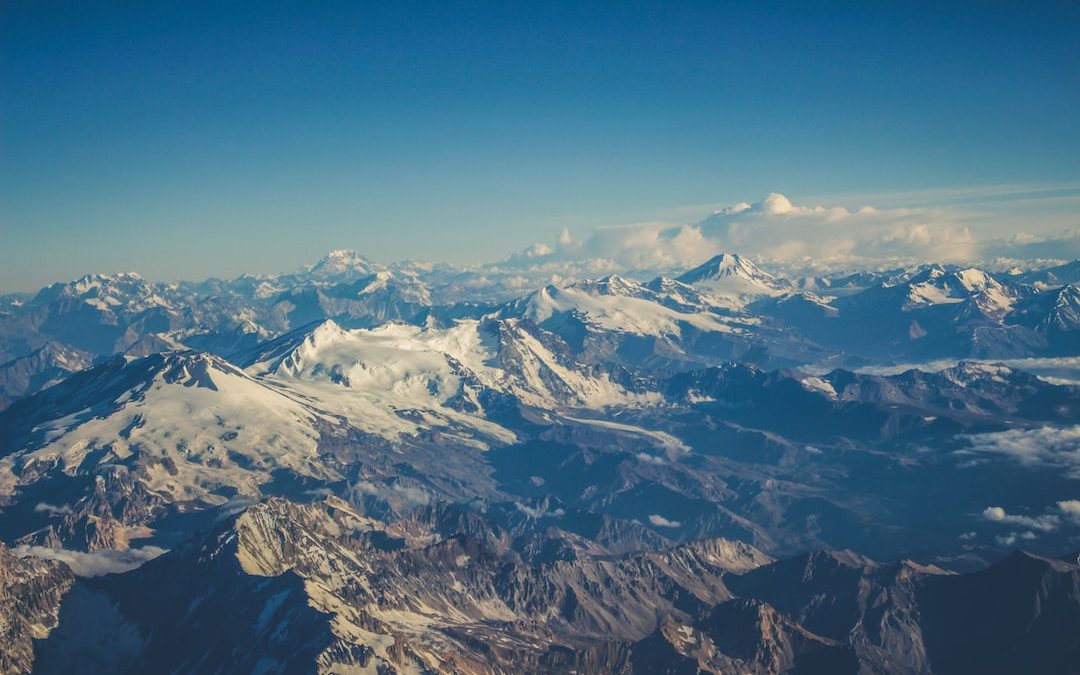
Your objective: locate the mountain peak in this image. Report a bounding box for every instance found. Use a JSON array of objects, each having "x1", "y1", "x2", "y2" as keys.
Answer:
[
  {"x1": 322, "y1": 248, "x2": 366, "y2": 262},
  {"x1": 153, "y1": 350, "x2": 249, "y2": 388},
  {"x1": 584, "y1": 274, "x2": 642, "y2": 296},
  {"x1": 306, "y1": 249, "x2": 381, "y2": 279},
  {"x1": 989, "y1": 549, "x2": 1078, "y2": 575},
  {"x1": 954, "y1": 267, "x2": 996, "y2": 292},
  {"x1": 33, "y1": 271, "x2": 152, "y2": 302},
  {"x1": 308, "y1": 318, "x2": 347, "y2": 344},
  {"x1": 678, "y1": 253, "x2": 772, "y2": 283},
  {"x1": 675, "y1": 254, "x2": 785, "y2": 306},
  {"x1": 943, "y1": 361, "x2": 1014, "y2": 385},
  {"x1": 237, "y1": 318, "x2": 349, "y2": 376}
]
